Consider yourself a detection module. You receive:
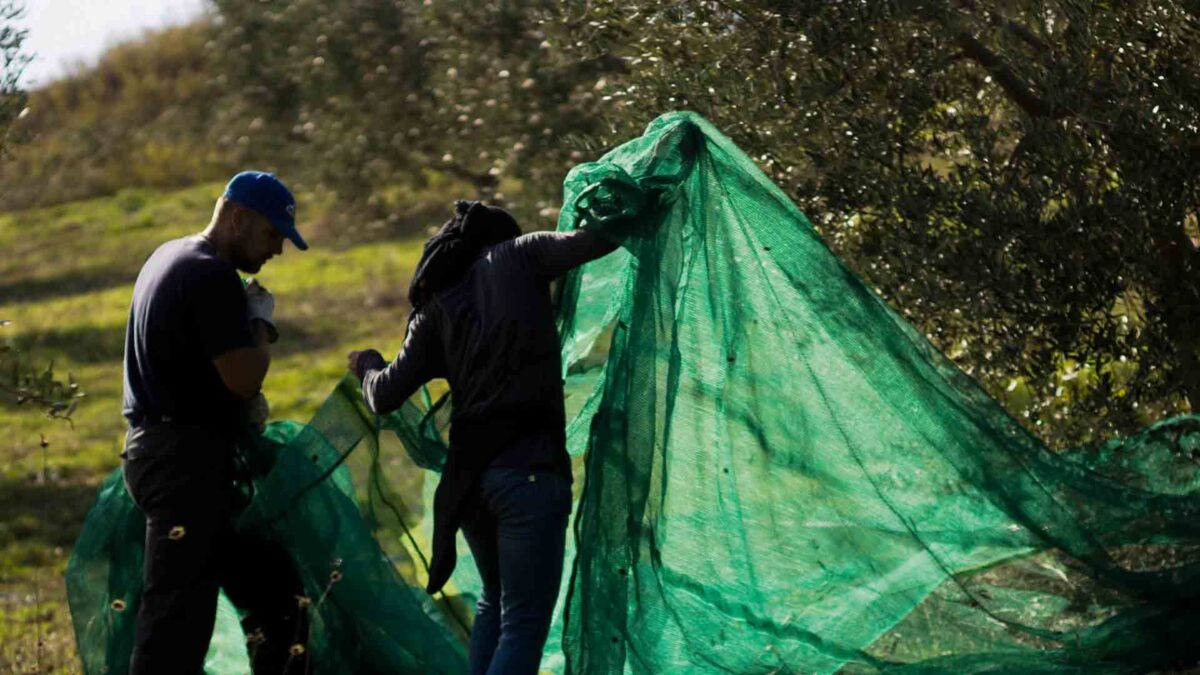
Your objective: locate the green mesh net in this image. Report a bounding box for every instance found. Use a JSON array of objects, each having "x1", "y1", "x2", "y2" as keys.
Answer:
[{"x1": 68, "y1": 112, "x2": 1200, "y2": 674}]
